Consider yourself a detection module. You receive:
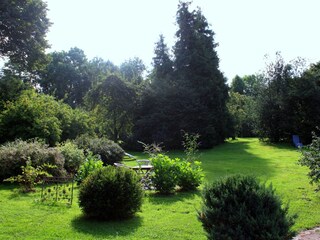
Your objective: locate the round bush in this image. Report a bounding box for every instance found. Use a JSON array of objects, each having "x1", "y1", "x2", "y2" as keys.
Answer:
[
  {"x1": 198, "y1": 175, "x2": 296, "y2": 240},
  {"x1": 78, "y1": 166, "x2": 143, "y2": 220},
  {"x1": 75, "y1": 135, "x2": 125, "y2": 165},
  {"x1": 58, "y1": 141, "x2": 86, "y2": 174}
]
